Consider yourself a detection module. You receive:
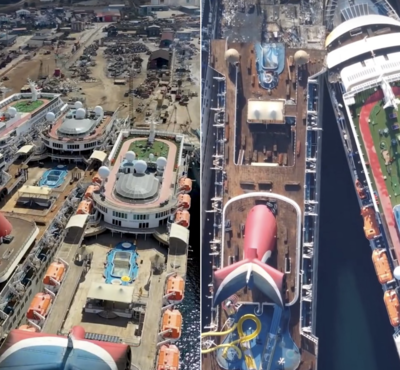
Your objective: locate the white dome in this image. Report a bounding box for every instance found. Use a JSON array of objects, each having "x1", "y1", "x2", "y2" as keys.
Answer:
[
  {"x1": 149, "y1": 153, "x2": 154, "y2": 160},
  {"x1": 134, "y1": 160, "x2": 147, "y2": 174},
  {"x1": 394, "y1": 266, "x2": 400, "y2": 280},
  {"x1": 125, "y1": 151, "x2": 136, "y2": 162},
  {"x1": 74, "y1": 101, "x2": 83, "y2": 109},
  {"x1": 7, "y1": 107, "x2": 17, "y2": 117},
  {"x1": 94, "y1": 106, "x2": 103, "y2": 115},
  {"x1": 294, "y1": 50, "x2": 309, "y2": 66},
  {"x1": 46, "y1": 112, "x2": 55, "y2": 122},
  {"x1": 156, "y1": 157, "x2": 167, "y2": 169},
  {"x1": 225, "y1": 49, "x2": 240, "y2": 65},
  {"x1": 76, "y1": 108, "x2": 86, "y2": 119},
  {"x1": 98, "y1": 166, "x2": 110, "y2": 179}
]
